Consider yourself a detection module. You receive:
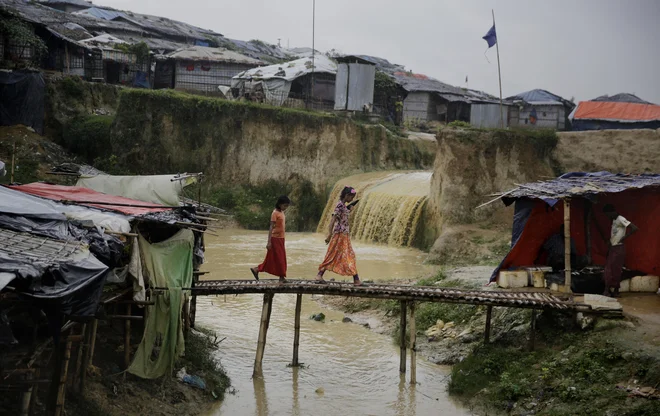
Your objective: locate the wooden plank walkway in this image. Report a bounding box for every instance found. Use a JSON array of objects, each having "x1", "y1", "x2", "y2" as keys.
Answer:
[
  {"x1": 194, "y1": 279, "x2": 588, "y2": 311},
  {"x1": 190, "y1": 279, "x2": 618, "y2": 382}
]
